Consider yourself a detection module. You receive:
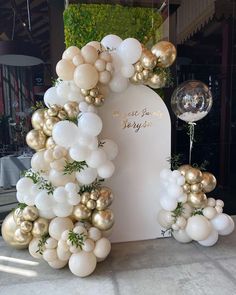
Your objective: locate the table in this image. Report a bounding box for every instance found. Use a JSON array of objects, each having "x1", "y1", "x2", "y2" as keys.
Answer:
[{"x1": 0, "y1": 156, "x2": 31, "y2": 189}]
